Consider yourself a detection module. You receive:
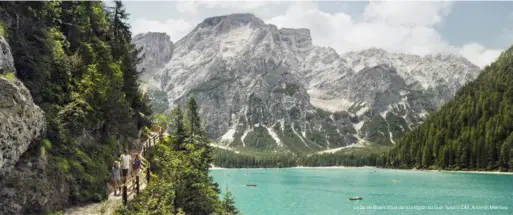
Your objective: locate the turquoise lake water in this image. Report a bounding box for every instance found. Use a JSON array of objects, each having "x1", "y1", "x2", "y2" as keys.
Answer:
[{"x1": 210, "y1": 168, "x2": 513, "y2": 215}]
